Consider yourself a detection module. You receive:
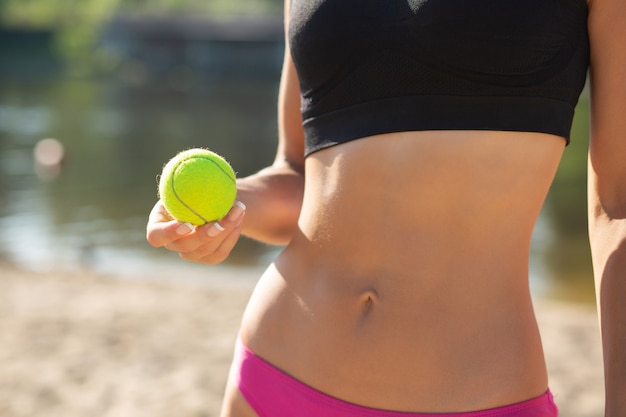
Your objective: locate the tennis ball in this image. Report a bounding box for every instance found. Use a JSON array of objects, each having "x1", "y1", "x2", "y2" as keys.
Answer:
[{"x1": 158, "y1": 148, "x2": 237, "y2": 226}]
